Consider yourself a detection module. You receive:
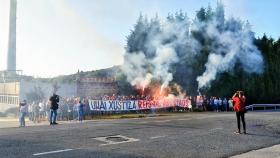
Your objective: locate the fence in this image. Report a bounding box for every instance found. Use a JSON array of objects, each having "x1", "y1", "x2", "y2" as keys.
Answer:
[{"x1": 246, "y1": 104, "x2": 280, "y2": 111}]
